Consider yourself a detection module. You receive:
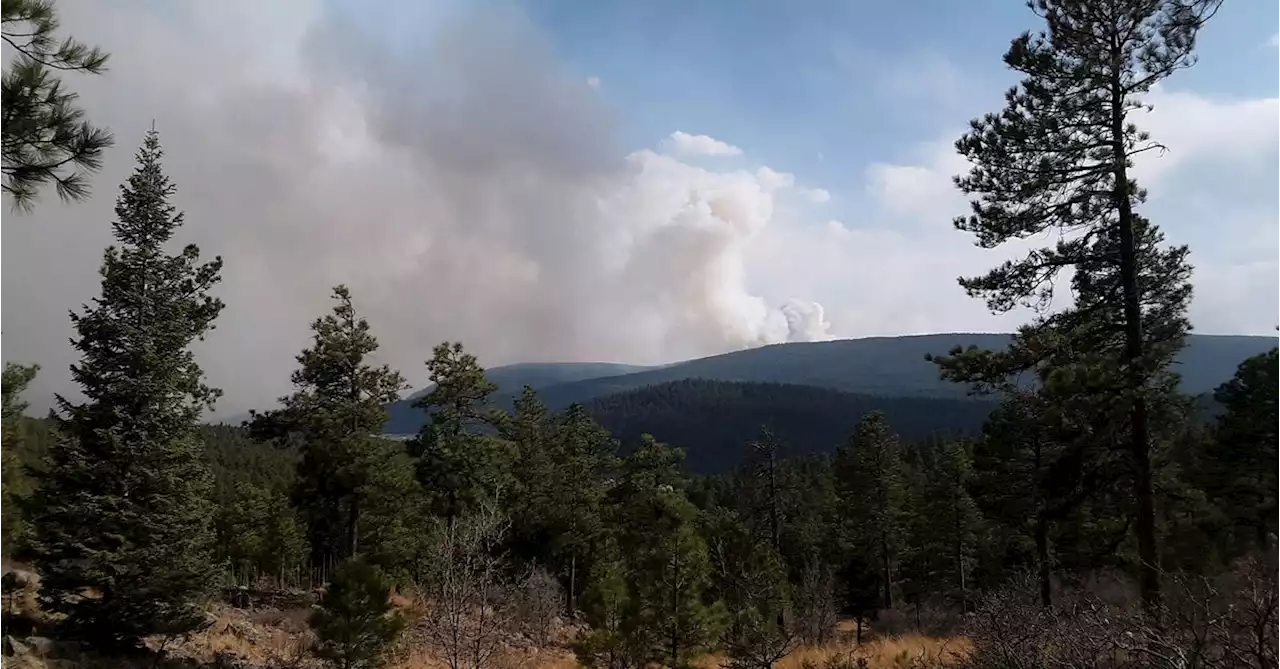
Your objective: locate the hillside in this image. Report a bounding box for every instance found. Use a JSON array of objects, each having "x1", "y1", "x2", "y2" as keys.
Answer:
[
  {"x1": 382, "y1": 333, "x2": 1273, "y2": 434},
  {"x1": 215, "y1": 361, "x2": 651, "y2": 429},
  {"x1": 536, "y1": 333, "x2": 1274, "y2": 407},
  {"x1": 585, "y1": 379, "x2": 998, "y2": 474}
]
